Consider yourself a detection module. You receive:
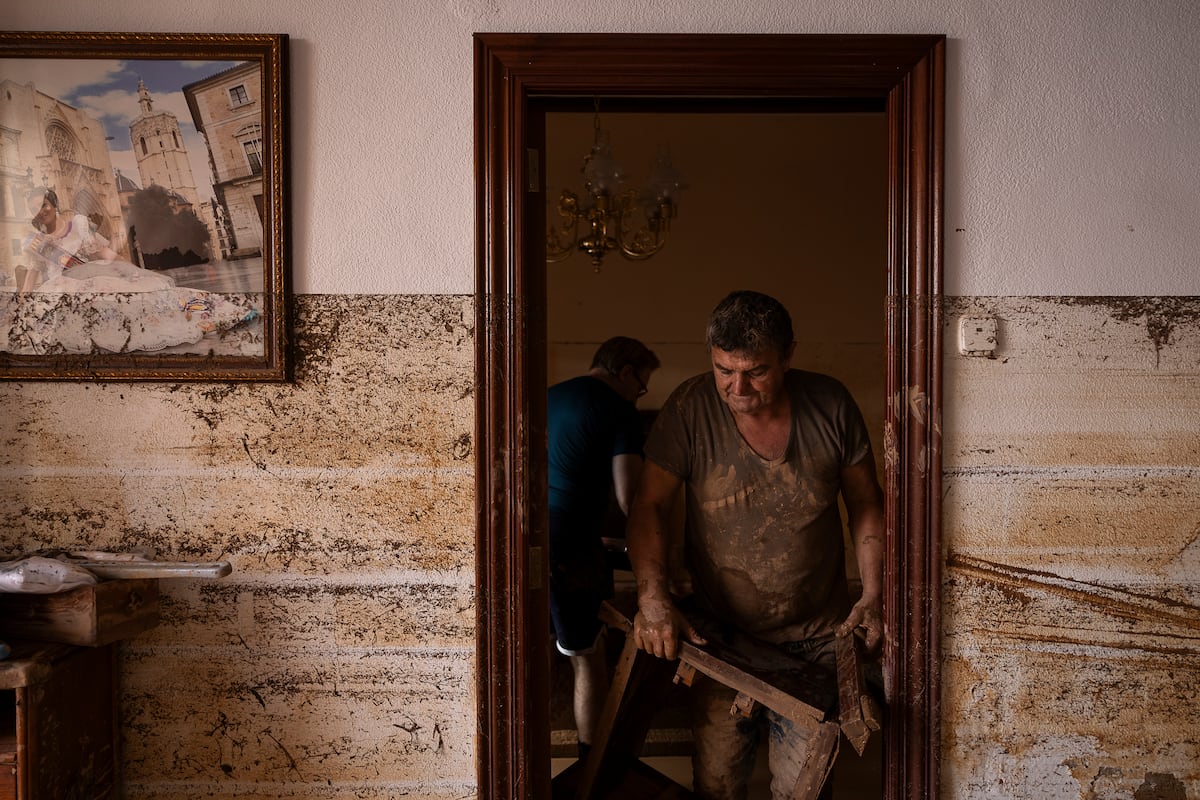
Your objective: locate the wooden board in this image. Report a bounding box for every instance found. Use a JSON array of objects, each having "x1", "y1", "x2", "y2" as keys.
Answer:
[
  {"x1": 0, "y1": 579, "x2": 159, "y2": 646},
  {"x1": 835, "y1": 632, "x2": 882, "y2": 756}
]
